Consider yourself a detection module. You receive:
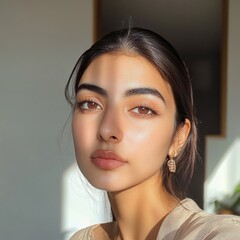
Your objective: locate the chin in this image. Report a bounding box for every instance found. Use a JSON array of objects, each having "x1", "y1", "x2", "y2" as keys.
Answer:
[
  {"x1": 86, "y1": 177, "x2": 132, "y2": 193},
  {"x1": 80, "y1": 169, "x2": 123, "y2": 190},
  {"x1": 88, "y1": 179, "x2": 122, "y2": 192},
  {"x1": 89, "y1": 178, "x2": 144, "y2": 193}
]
